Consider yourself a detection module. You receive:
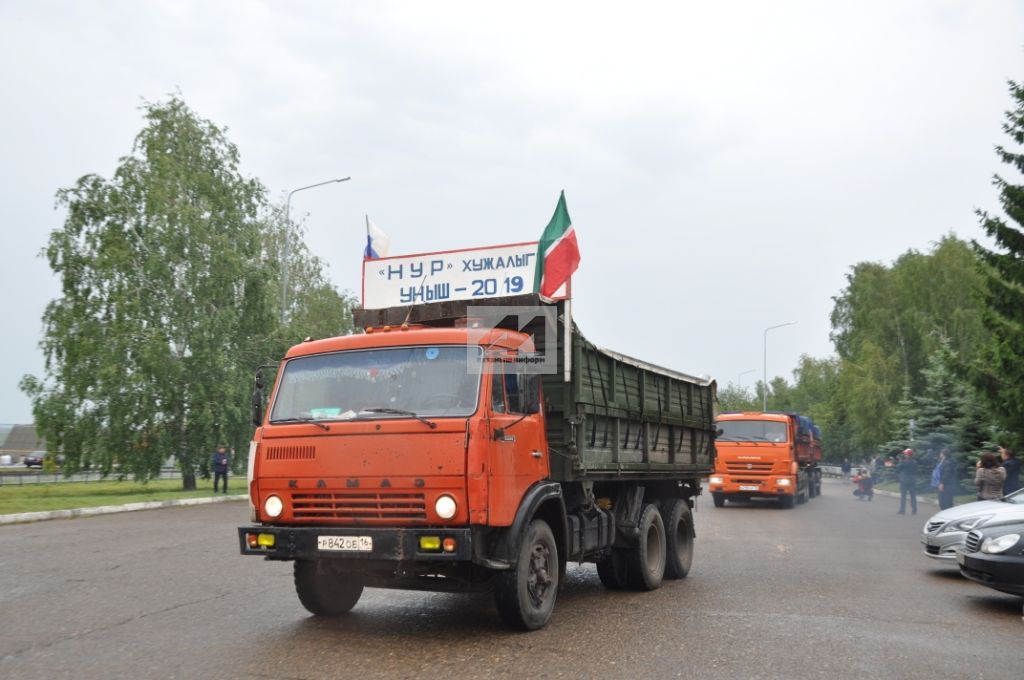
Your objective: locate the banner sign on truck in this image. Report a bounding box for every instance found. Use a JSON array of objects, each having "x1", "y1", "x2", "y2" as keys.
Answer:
[{"x1": 361, "y1": 241, "x2": 565, "y2": 309}]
